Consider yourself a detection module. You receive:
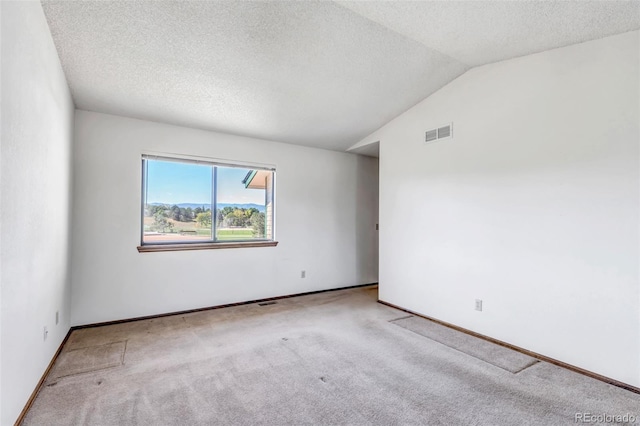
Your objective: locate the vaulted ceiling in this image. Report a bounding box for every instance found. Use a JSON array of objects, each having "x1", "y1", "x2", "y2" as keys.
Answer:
[{"x1": 42, "y1": 1, "x2": 639, "y2": 153}]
